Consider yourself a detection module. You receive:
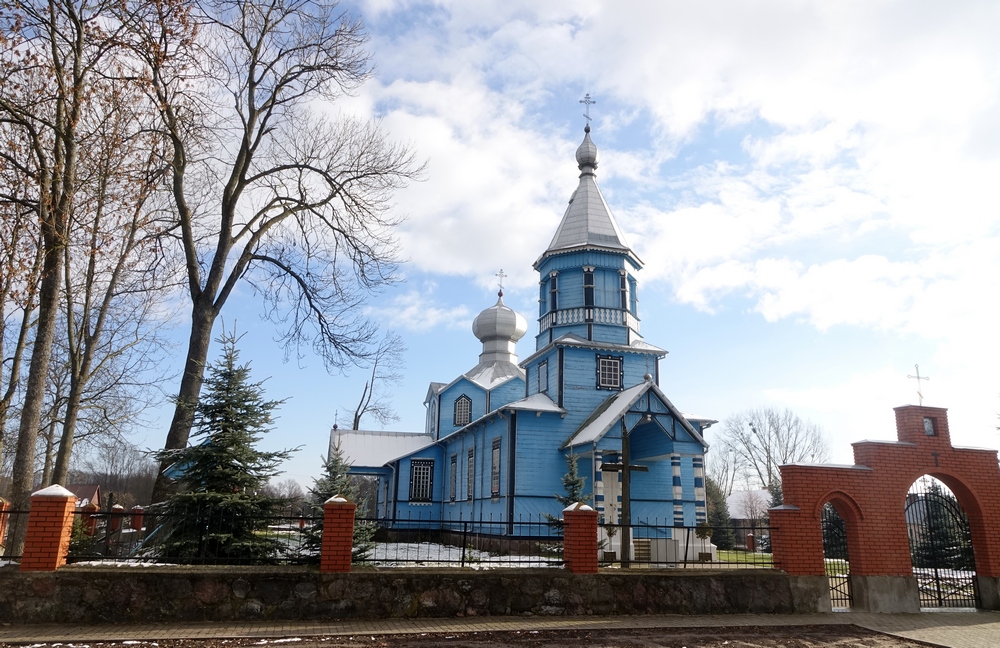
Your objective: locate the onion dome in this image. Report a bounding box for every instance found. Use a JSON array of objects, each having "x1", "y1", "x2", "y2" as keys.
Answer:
[
  {"x1": 472, "y1": 291, "x2": 528, "y2": 364},
  {"x1": 575, "y1": 124, "x2": 599, "y2": 170}
]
